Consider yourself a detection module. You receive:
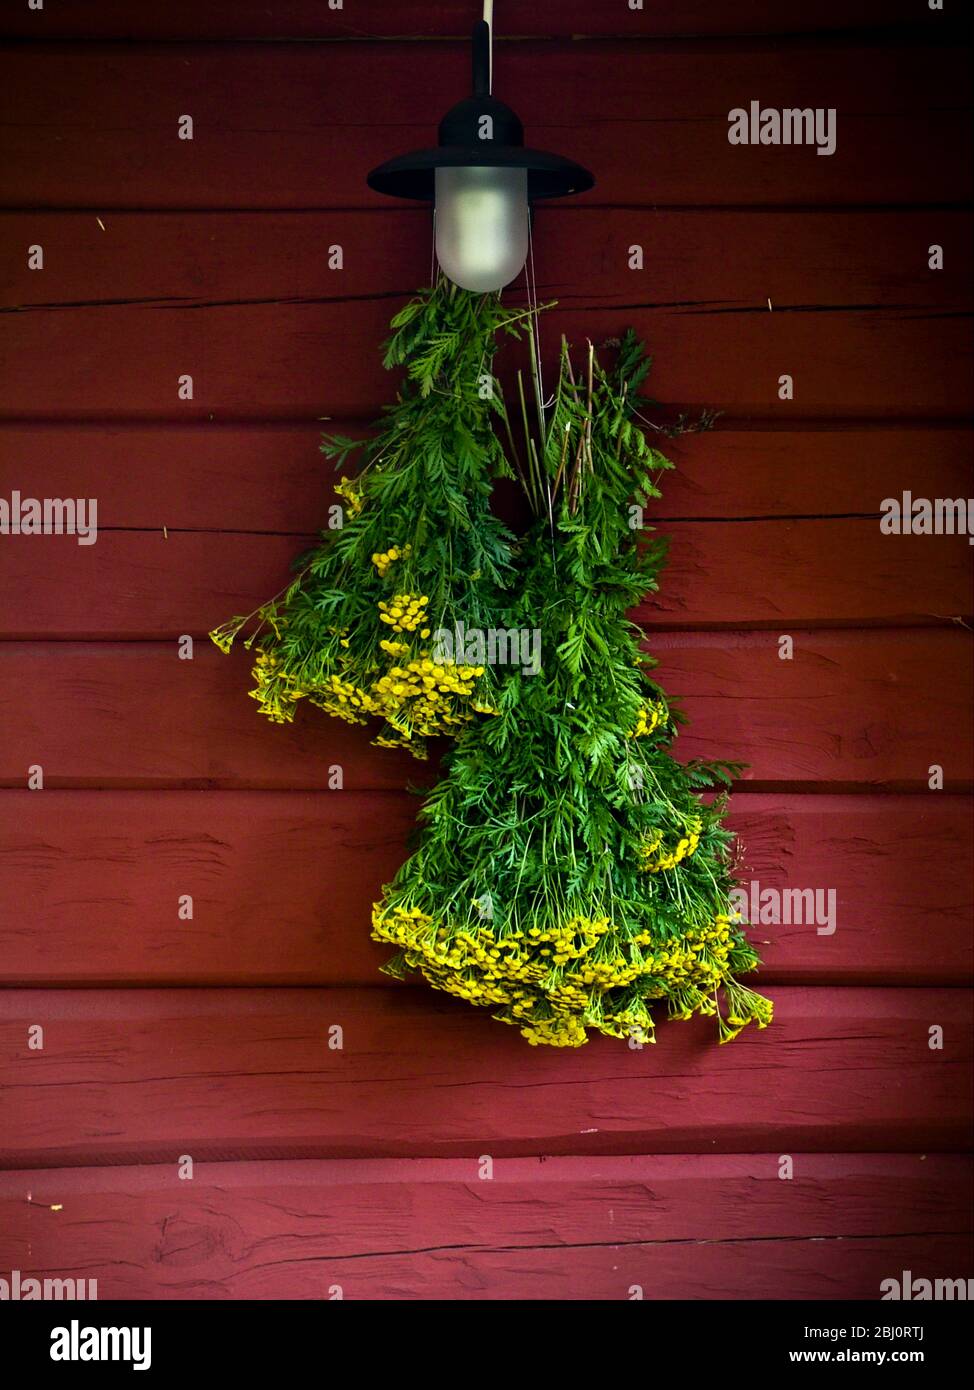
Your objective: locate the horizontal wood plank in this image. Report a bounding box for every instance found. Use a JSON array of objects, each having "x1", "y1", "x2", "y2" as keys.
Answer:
[
  {"x1": 635, "y1": 520, "x2": 974, "y2": 628},
  {"x1": 4, "y1": 211, "x2": 971, "y2": 312},
  {"x1": 0, "y1": 986, "x2": 969, "y2": 1166},
  {"x1": 652, "y1": 629, "x2": 973, "y2": 790},
  {"x1": 1, "y1": 630, "x2": 968, "y2": 790},
  {"x1": 0, "y1": 1153, "x2": 968, "y2": 1299},
  {"x1": 0, "y1": 2, "x2": 942, "y2": 40},
  {"x1": 2, "y1": 297, "x2": 969, "y2": 422},
  {"x1": 1, "y1": 424, "x2": 969, "y2": 530},
  {"x1": 0, "y1": 1231, "x2": 959, "y2": 1301},
  {"x1": 0, "y1": 640, "x2": 415, "y2": 792},
  {"x1": 0, "y1": 522, "x2": 969, "y2": 638},
  {"x1": 3, "y1": 10, "x2": 971, "y2": 1305},
  {"x1": 1, "y1": 209, "x2": 970, "y2": 424},
  {"x1": 1, "y1": 42, "x2": 968, "y2": 210},
  {"x1": 0, "y1": 791, "x2": 968, "y2": 987}
]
